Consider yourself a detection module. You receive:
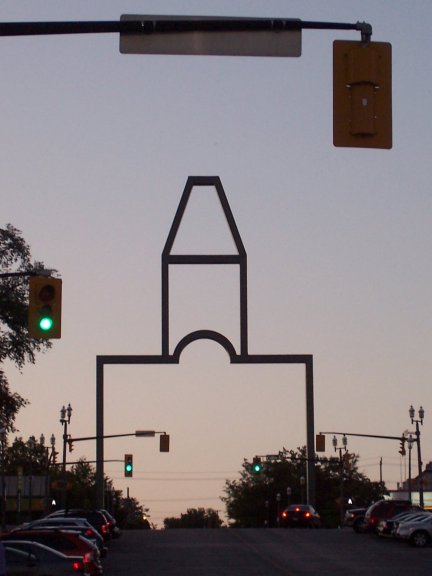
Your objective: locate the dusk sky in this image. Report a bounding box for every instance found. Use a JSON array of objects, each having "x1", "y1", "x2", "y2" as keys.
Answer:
[{"x1": 2, "y1": 0, "x2": 432, "y2": 527}]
